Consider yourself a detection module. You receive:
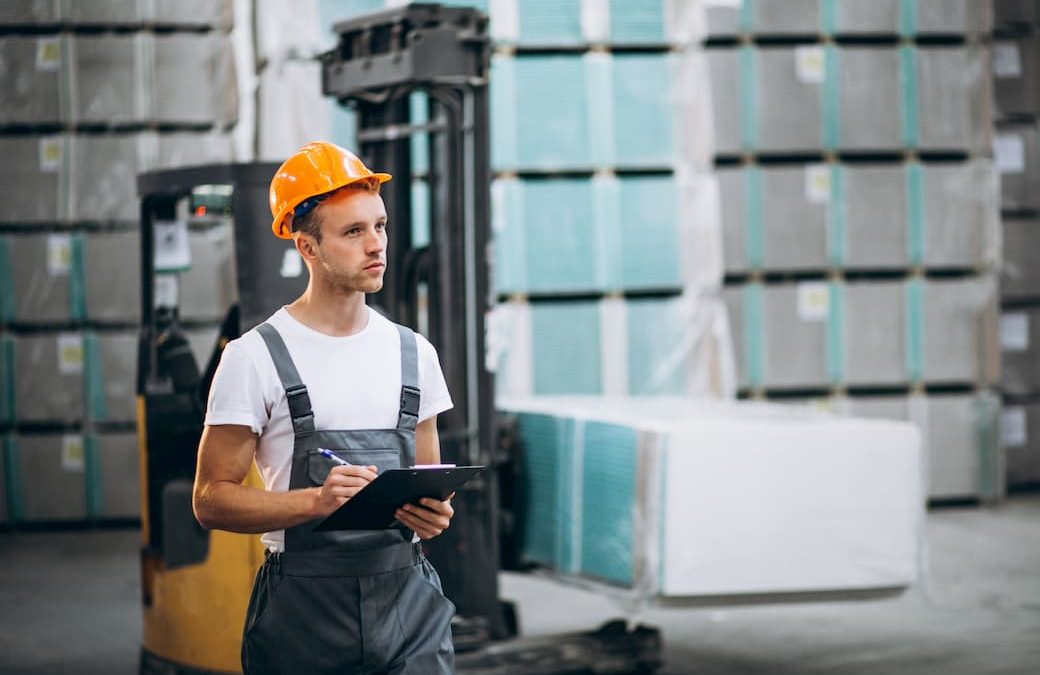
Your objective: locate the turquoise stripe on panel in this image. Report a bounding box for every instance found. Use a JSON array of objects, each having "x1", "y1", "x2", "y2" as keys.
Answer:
[
  {"x1": 616, "y1": 175, "x2": 679, "y2": 290},
  {"x1": 560, "y1": 418, "x2": 582, "y2": 574},
  {"x1": 410, "y1": 180, "x2": 431, "y2": 248},
  {"x1": 490, "y1": 56, "x2": 518, "y2": 170},
  {"x1": 739, "y1": 46, "x2": 757, "y2": 151},
  {"x1": 84, "y1": 434, "x2": 100, "y2": 518},
  {"x1": 740, "y1": 0, "x2": 755, "y2": 32},
  {"x1": 516, "y1": 413, "x2": 565, "y2": 567},
  {"x1": 905, "y1": 161, "x2": 925, "y2": 265},
  {"x1": 493, "y1": 179, "x2": 527, "y2": 294},
  {"x1": 0, "y1": 238, "x2": 14, "y2": 322},
  {"x1": 522, "y1": 178, "x2": 599, "y2": 292},
  {"x1": 586, "y1": 53, "x2": 614, "y2": 167},
  {"x1": 329, "y1": 105, "x2": 358, "y2": 150},
  {"x1": 609, "y1": 0, "x2": 666, "y2": 44},
  {"x1": 827, "y1": 164, "x2": 847, "y2": 266},
  {"x1": 627, "y1": 297, "x2": 685, "y2": 395},
  {"x1": 592, "y1": 175, "x2": 621, "y2": 289},
  {"x1": 317, "y1": 0, "x2": 385, "y2": 24},
  {"x1": 899, "y1": 46, "x2": 919, "y2": 148},
  {"x1": 0, "y1": 336, "x2": 13, "y2": 425},
  {"x1": 822, "y1": 45, "x2": 840, "y2": 151},
  {"x1": 744, "y1": 283, "x2": 765, "y2": 387},
  {"x1": 973, "y1": 392, "x2": 1002, "y2": 500},
  {"x1": 530, "y1": 301, "x2": 602, "y2": 394},
  {"x1": 820, "y1": 0, "x2": 837, "y2": 35},
  {"x1": 3, "y1": 434, "x2": 23, "y2": 522},
  {"x1": 904, "y1": 278, "x2": 924, "y2": 381},
  {"x1": 68, "y1": 233, "x2": 86, "y2": 321},
  {"x1": 826, "y1": 281, "x2": 845, "y2": 384},
  {"x1": 517, "y1": 0, "x2": 583, "y2": 46},
  {"x1": 580, "y1": 421, "x2": 638, "y2": 585},
  {"x1": 82, "y1": 331, "x2": 107, "y2": 422},
  {"x1": 611, "y1": 53, "x2": 674, "y2": 166},
  {"x1": 745, "y1": 167, "x2": 764, "y2": 268},
  {"x1": 437, "y1": 0, "x2": 489, "y2": 11},
  {"x1": 409, "y1": 91, "x2": 429, "y2": 176},
  {"x1": 898, "y1": 0, "x2": 918, "y2": 37}
]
